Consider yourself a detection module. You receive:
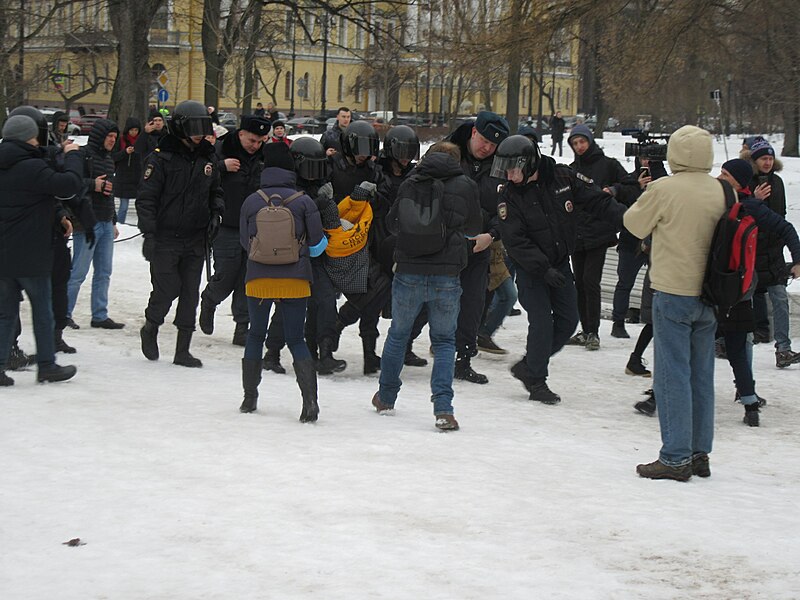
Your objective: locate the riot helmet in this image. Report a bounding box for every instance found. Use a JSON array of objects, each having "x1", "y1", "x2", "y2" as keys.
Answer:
[
  {"x1": 9, "y1": 105, "x2": 49, "y2": 146},
  {"x1": 341, "y1": 120, "x2": 379, "y2": 159},
  {"x1": 383, "y1": 125, "x2": 420, "y2": 161},
  {"x1": 490, "y1": 134, "x2": 540, "y2": 181},
  {"x1": 169, "y1": 100, "x2": 213, "y2": 140},
  {"x1": 290, "y1": 136, "x2": 330, "y2": 181}
]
